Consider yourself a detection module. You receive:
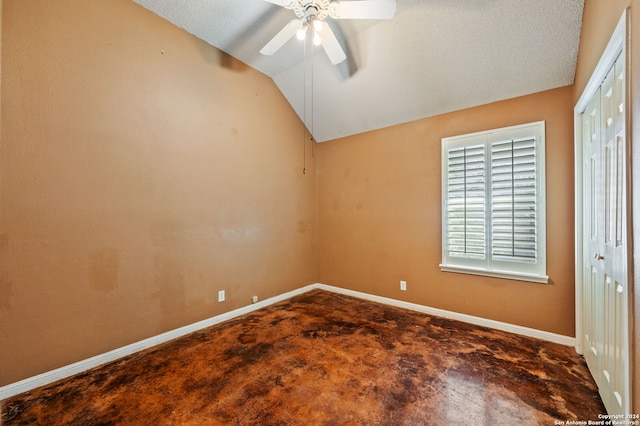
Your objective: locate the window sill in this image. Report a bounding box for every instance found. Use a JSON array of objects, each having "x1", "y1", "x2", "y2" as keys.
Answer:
[{"x1": 439, "y1": 264, "x2": 549, "y2": 284}]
